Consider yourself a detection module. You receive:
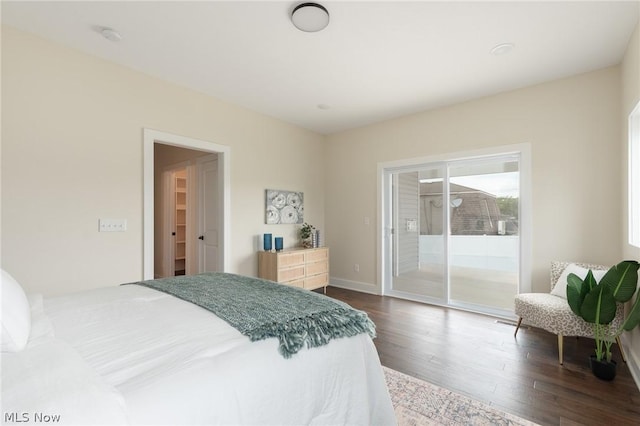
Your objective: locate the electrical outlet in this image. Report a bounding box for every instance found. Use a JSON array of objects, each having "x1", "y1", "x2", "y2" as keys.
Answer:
[
  {"x1": 99, "y1": 219, "x2": 127, "y2": 232},
  {"x1": 354, "y1": 263, "x2": 360, "y2": 272}
]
